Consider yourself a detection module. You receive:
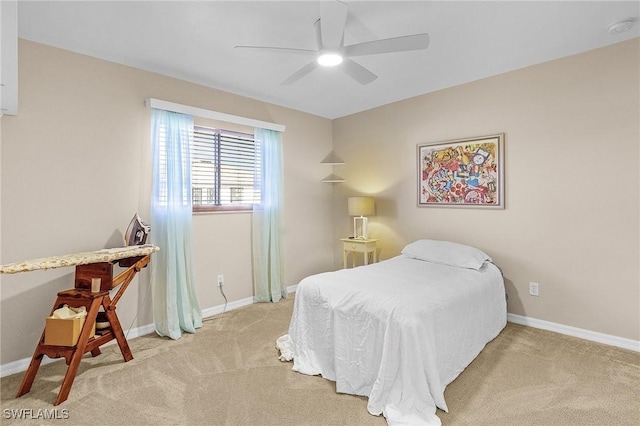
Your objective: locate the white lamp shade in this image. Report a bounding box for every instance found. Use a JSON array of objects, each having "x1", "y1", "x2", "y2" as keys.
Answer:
[{"x1": 348, "y1": 197, "x2": 375, "y2": 216}]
